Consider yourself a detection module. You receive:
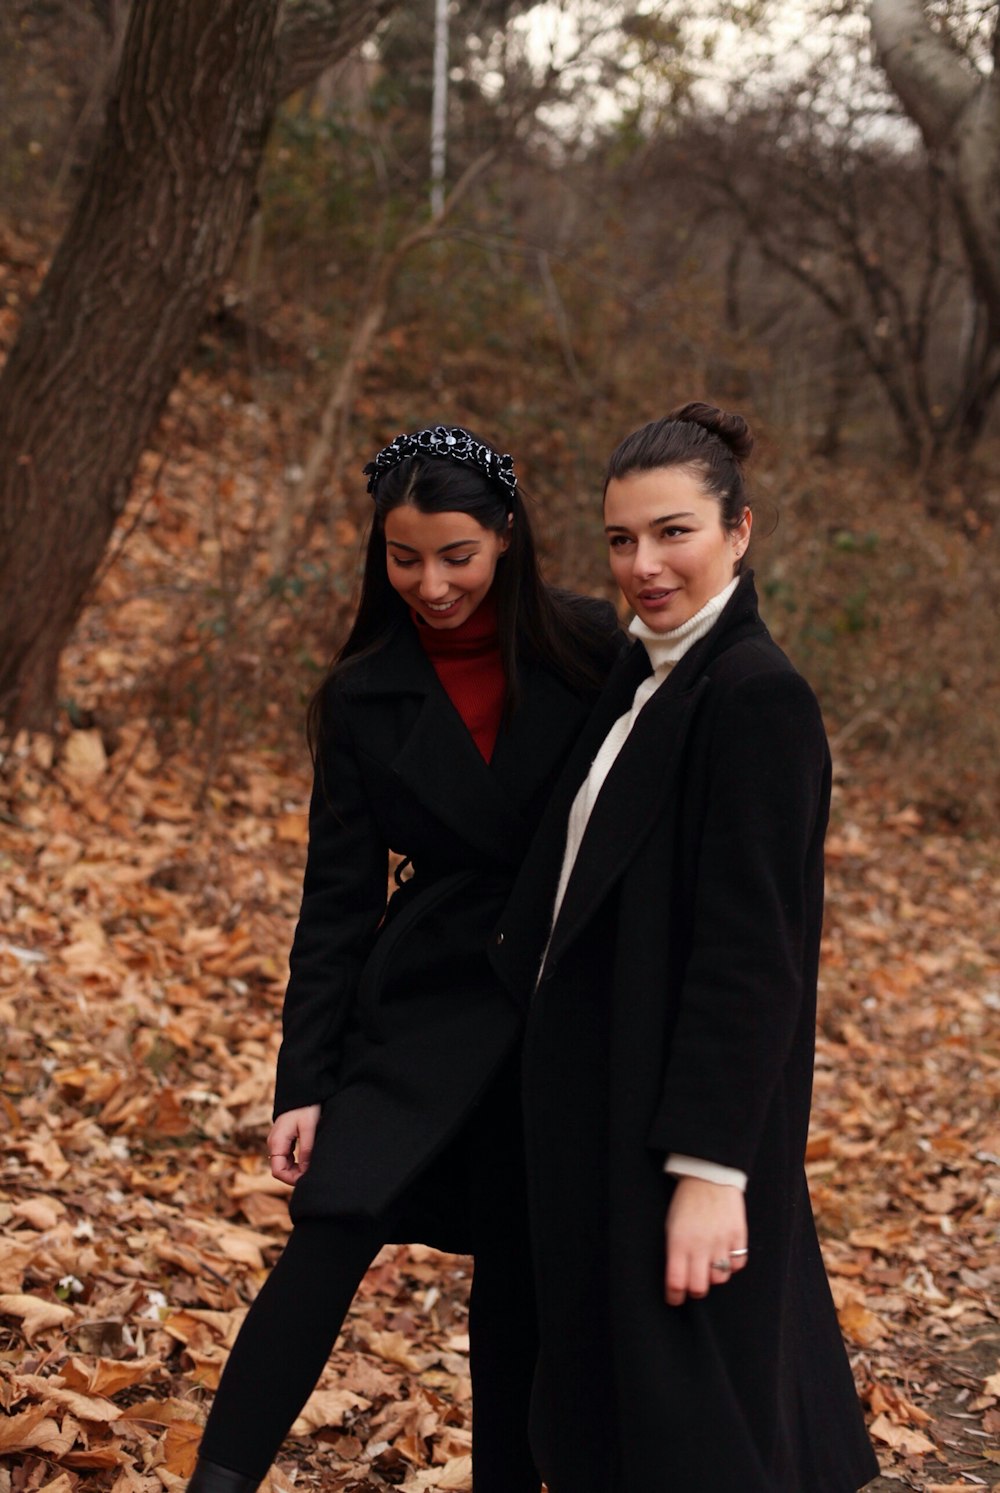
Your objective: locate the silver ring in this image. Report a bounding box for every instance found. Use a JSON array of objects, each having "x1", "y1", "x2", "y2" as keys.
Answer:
[
  {"x1": 711, "y1": 1258, "x2": 733, "y2": 1272},
  {"x1": 730, "y1": 1248, "x2": 749, "y2": 1258}
]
